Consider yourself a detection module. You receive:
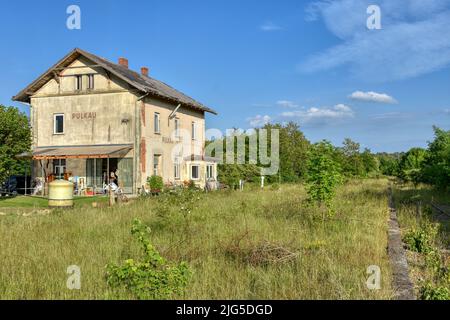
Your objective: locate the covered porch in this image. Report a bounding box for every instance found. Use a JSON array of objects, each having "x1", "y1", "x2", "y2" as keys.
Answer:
[{"x1": 32, "y1": 144, "x2": 134, "y2": 195}]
